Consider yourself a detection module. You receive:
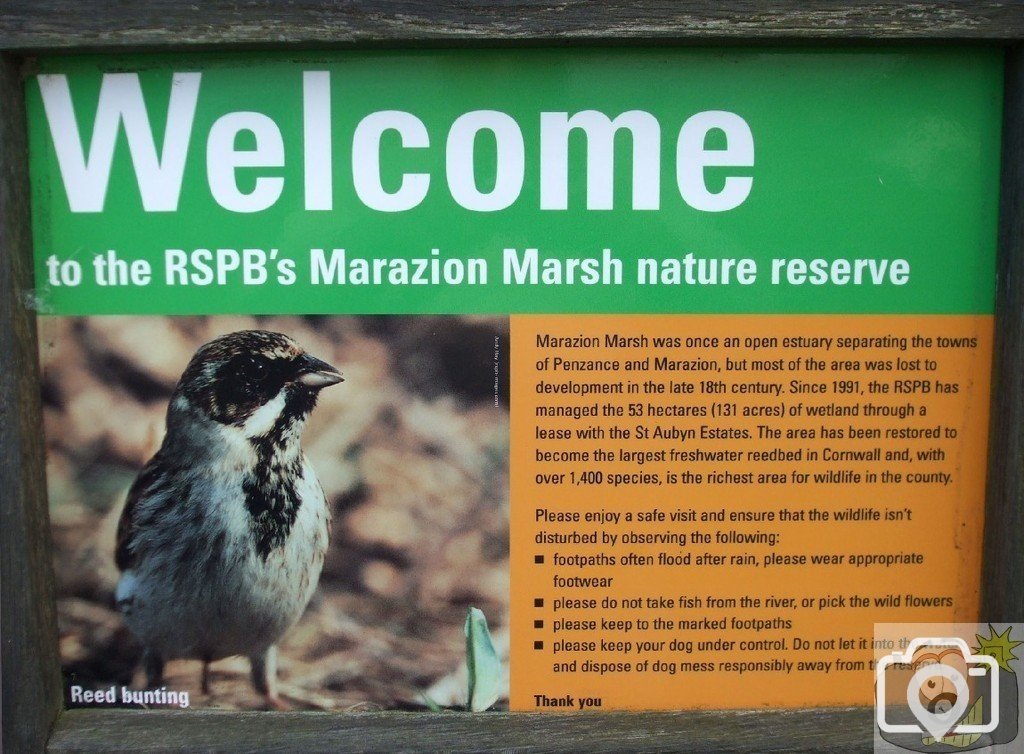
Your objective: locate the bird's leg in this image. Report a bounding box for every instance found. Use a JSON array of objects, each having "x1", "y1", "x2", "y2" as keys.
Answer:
[
  {"x1": 201, "y1": 655, "x2": 212, "y2": 695},
  {"x1": 251, "y1": 646, "x2": 287, "y2": 709},
  {"x1": 143, "y1": 649, "x2": 165, "y2": 689}
]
